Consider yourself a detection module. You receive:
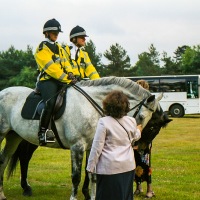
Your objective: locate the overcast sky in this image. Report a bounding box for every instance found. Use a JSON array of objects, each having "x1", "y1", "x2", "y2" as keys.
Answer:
[{"x1": 1, "y1": 0, "x2": 200, "y2": 64}]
